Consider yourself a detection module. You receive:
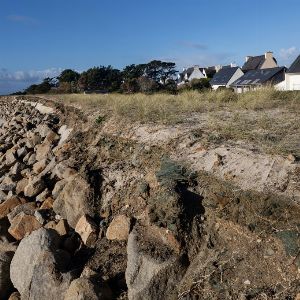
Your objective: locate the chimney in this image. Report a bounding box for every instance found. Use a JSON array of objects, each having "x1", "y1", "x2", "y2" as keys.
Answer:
[
  {"x1": 265, "y1": 51, "x2": 273, "y2": 60},
  {"x1": 245, "y1": 56, "x2": 252, "y2": 62},
  {"x1": 231, "y1": 62, "x2": 237, "y2": 68}
]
